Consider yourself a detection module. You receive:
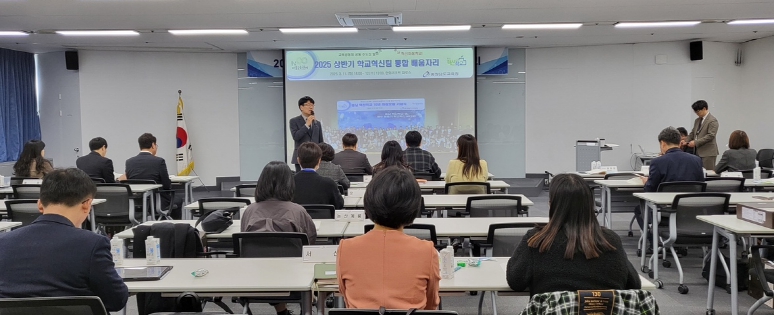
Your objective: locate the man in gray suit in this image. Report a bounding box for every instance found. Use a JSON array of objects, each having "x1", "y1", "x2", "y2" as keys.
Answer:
[
  {"x1": 683, "y1": 100, "x2": 719, "y2": 170},
  {"x1": 290, "y1": 96, "x2": 324, "y2": 172}
]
